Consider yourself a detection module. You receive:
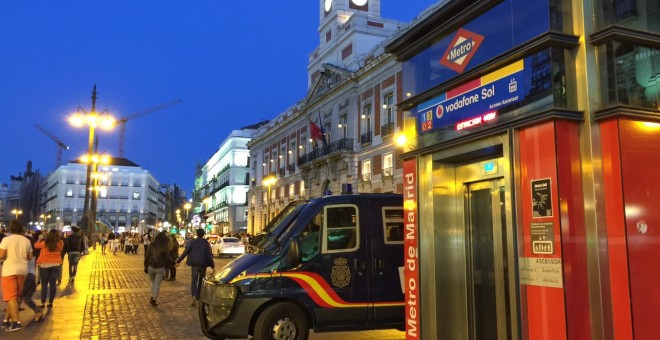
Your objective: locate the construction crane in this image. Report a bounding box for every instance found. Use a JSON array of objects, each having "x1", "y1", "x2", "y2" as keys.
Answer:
[
  {"x1": 117, "y1": 99, "x2": 182, "y2": 157},
  {"x1": 35, "y1": 124, "x2": 70, "y2": 168}
]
